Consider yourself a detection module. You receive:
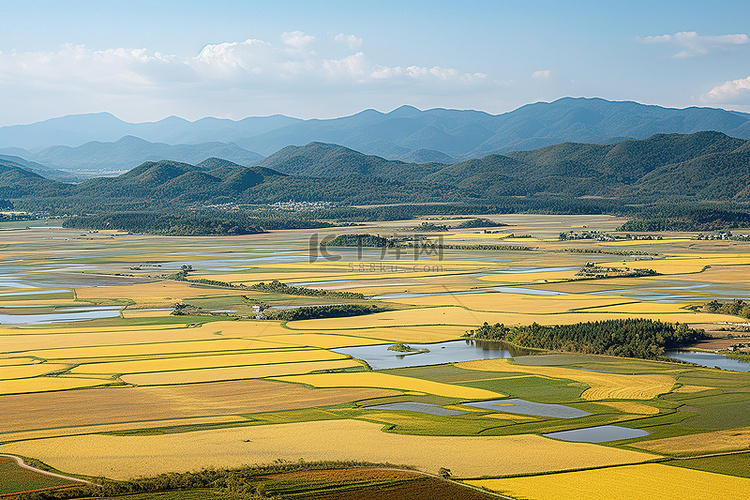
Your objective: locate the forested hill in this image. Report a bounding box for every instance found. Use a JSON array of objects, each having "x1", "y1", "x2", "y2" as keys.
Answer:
[
  {"x1": 5, "y1": 130, "x2": 750, "y2": 211},
  {"x1": 236, "y1": 131, "x2": 750, "y2": 200}
]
